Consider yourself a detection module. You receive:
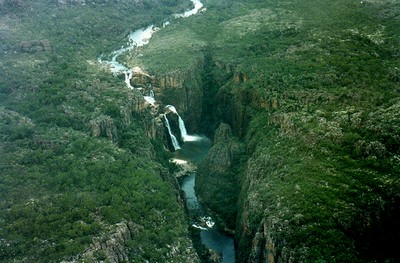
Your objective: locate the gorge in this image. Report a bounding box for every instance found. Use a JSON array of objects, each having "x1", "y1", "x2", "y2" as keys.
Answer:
[
  {"x1": 98, "y1": 2, "x2": 238, "y2": 257},
  {"x1": 0, "y1": 0, "x2": 399, "y2": 262}
]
